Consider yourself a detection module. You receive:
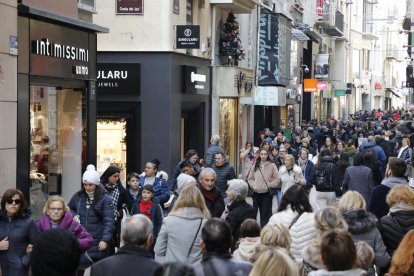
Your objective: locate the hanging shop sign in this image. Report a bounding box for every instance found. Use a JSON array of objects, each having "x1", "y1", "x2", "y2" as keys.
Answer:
[
  {"x1": 317, "y1": 81, "x2": 328, "y2": 90},
  {"x1": 314, "y1": 54, "x2": 329, "y2": 79},
  {"x1": 375, "y1": 82, "x2": 382, "y2": 90},
  {"x1": 182, "y1": 65, "x2": 210, "y2": 94},
  {"x1": 335, "y1": 90, "x2": 346, "y2": 96},
  {"x1": 116, "y1": 0, "x2": 143, "y2": 15},
  {"x1": 304, "y1": 78, "x2": 318, "y2": 92},
  {"x1": 97, "y1": 63, "x2": 141, "y2": 96},
  {"x1": 254, "y1": 86, "x2": 287, "y2": 106},
  {"x1": 30, "y1": 20, "x2": 95, "y2": 80},
  {"x1": 257, "y1": 9, "x2": 291, "y2": 86},
  {"x1": 176, "y1": 25, "x2": 200, "y2": 49}
]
